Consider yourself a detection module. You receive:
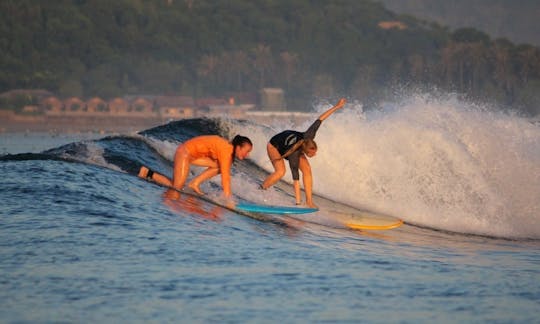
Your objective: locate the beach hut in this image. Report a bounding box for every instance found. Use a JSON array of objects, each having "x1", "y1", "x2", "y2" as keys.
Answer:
[
  {"x1": 130, "y1": 97, "x2": 154, "y2": 115},
  {"x1": 108, "y1": 97, "x2": 130, "y2": 115},
  {"x1": 63, "y1": 97, "x2": 86, "y2": 113},
  {"x1": 41, "y1": 96, "x2": 64, "y2": 114},
  {"x1": 86, "y1": 97, "x2": 108, "y2": 114},
  {"x1": 155, "y1": 96, "x2": 196, "y2": 119}
]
